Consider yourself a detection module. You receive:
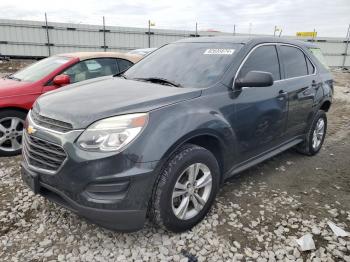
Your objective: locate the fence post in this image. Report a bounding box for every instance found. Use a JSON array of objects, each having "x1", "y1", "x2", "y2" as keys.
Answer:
[
  {"x1": 44, "y1": 13, "x2": 51, "y2": 56},
  {"x1": 148, "y1": 20, "x2": 151, "y2": 48},
  {"x1": 103, "y1": 16, "x2": 107, "y2": 52},
  {"x1": 342, "y1": 24, "x2": 350, "y2": 68},
  {"x1": 312, "y1": 28, "x2": 316, "y2": 42}
]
